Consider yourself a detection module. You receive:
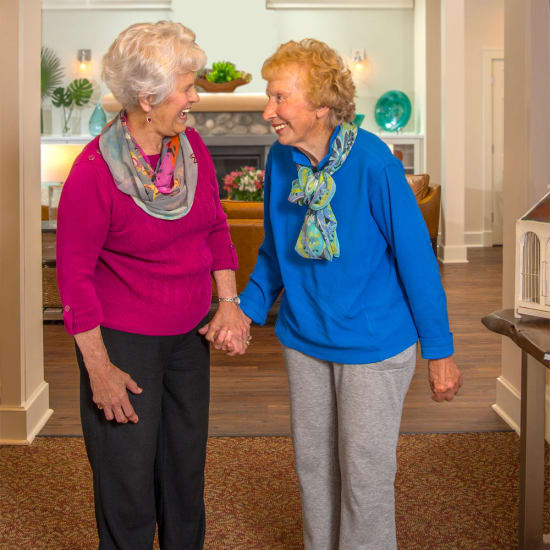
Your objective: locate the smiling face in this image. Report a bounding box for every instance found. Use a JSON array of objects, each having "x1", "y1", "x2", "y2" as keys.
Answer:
[
  {"x1": 148, "y1": 71, "x2": 199, "y2": 137},
  {"x1": 263, "y1": 64, "x2": 331, "y2": 159}
]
